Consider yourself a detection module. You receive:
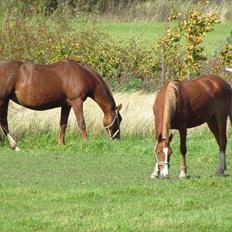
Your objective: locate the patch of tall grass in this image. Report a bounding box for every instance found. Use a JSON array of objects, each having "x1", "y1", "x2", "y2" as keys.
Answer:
[
  {"x1": 6, "y1": 92, "x2": 156, "y2": 140},
  {"x1": 6, "y1": 91, "x2": 215, "y2": 142},
  {"x1": 2, "y1": 0, "x2": 230, "y2": 21},
  {"x1": 93, "y1": 0, "x2": 232, "y2": 22}
]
